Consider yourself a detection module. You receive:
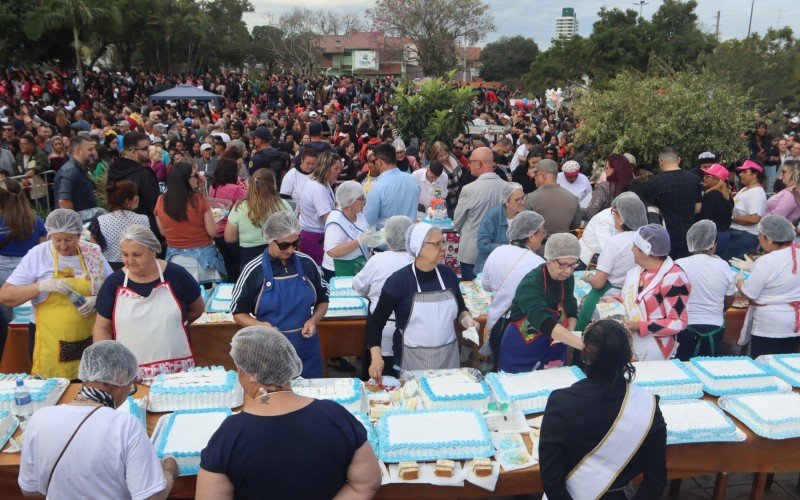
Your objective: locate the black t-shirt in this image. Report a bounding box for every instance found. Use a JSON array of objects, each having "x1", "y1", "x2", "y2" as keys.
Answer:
[
  {"x1": 200, "y1": 400, "x2": 367, "y2": 500},
  {"x1": 250, "y1": 147, "x2": 286, "y2": 176},
  {"x1": 698, "y1": 189, "x2": 734, "y2": 232},
  {"x1": 511, "y1": 165, "x2": 537, "y2": 194}
]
